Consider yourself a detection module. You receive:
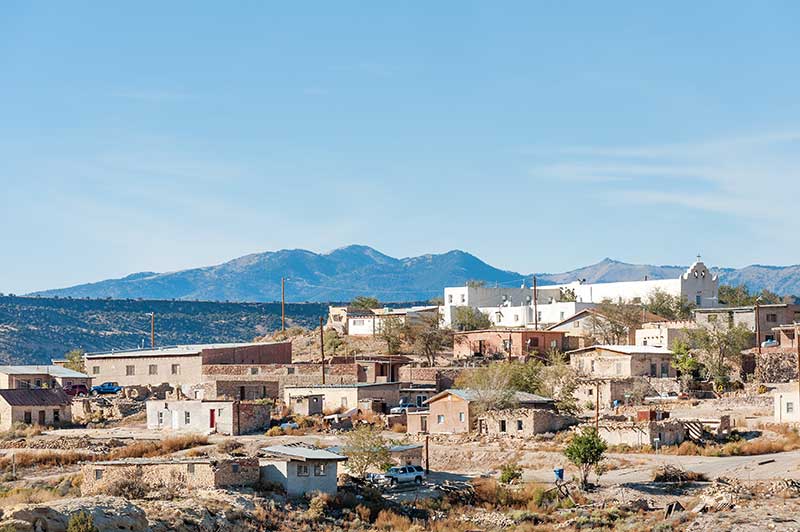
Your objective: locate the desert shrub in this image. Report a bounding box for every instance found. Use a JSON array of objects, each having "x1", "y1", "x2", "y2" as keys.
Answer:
[
  {"x1": 373, "y1": 510, "x2": 412, "y2": 531},
  {"x1": 675, "y1": 441, "x2": 701, "y2": 456},
  {"x1": 499, "y1": 463, "x2": 523, "y2": 484},
  {"x1": 391, "y1": 424, "x2": 407, "y2": 433},
  {"x1": 0, "y1": 450, "x2": 92, "y2": 473},
  {"x1": 355, "y1": 503, "x2": 373, "y2": 522},
  {"x1": 304, "y1": 492, "x2": 331, "y2": 521},
  {"x1": 651, "y1": 465, "x2": 707, "y2": 483},
  {"x1": 105, "y1": 478, "x2": 147, "y2": 499},
  {"x1": 293, "y1": 415, "x2": 317, "y2": 429},
  {"x1": 266, "y1": 426, "x2": 283, "y2": 437},
  {"x1": 185, "y1": 448, "x2": 207, "y2": 458},
  {"x1": 216, "y1": 440, "x2": 244, "y2": 454},
  {"x1": 0, "y1": 423, "x2": 47, "y2": 441},
  {"x1": 67, "y1": 511, "x2": 98, "y2": 532},
  {"x1": 160, "y1": 434, "x2": 208, "y2": 453}
]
